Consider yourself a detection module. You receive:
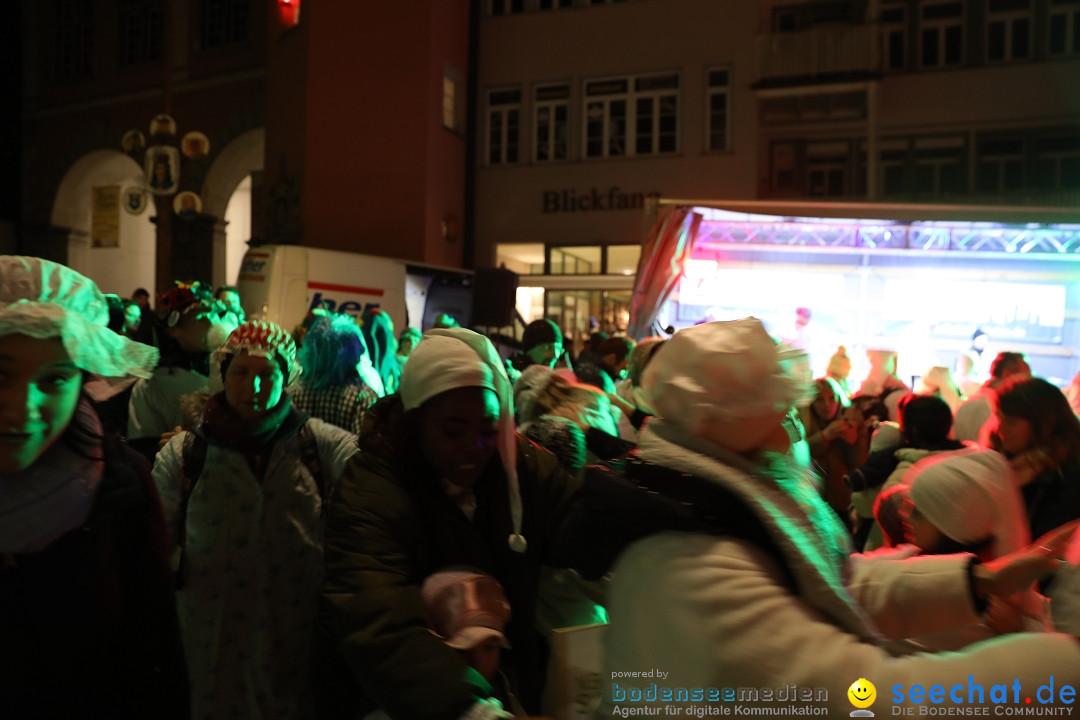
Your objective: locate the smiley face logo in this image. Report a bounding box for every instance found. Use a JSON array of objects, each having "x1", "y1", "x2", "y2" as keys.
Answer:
[{"x1": 848, "y1": 678, "x2": 876, "y2": 710}]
